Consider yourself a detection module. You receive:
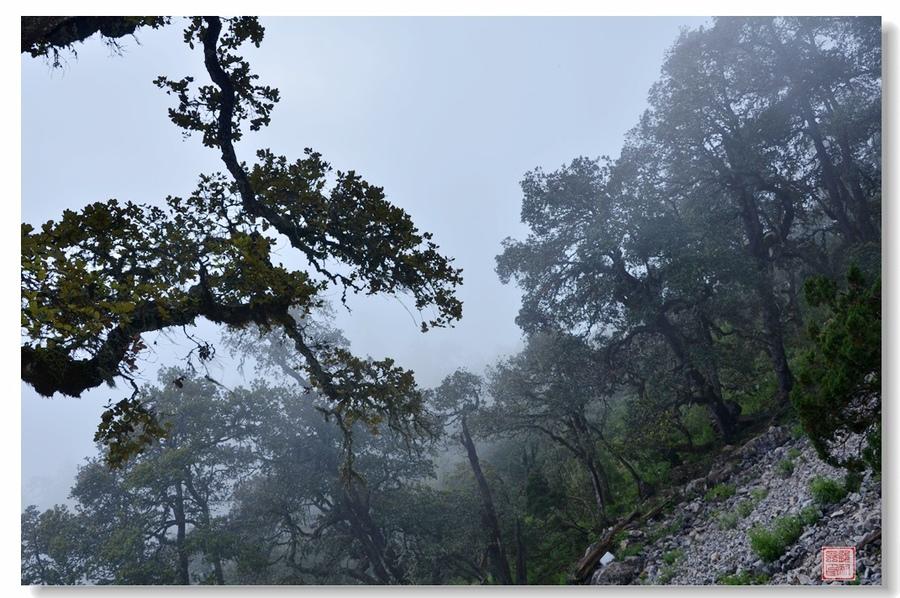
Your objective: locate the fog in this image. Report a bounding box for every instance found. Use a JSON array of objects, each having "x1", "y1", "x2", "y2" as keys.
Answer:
[{"x1": 22, "y1": 16, "x2": 707, "y2": 510}]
